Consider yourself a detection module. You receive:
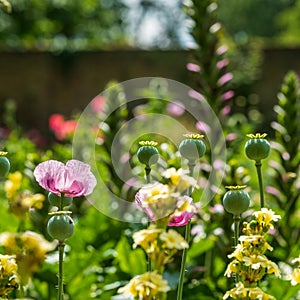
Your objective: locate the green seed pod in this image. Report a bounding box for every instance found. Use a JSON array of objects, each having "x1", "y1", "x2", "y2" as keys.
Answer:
[
  {"x1": 245, "y1": 133, "x2": 270, "y2": 162},
  {"x1": 137, "y1": 141, "x2": 159, "y2": 166},
  {"x1": 222, "y1": 186, "x2": 250, "y2": 215},
  {"x1": 47, "y1": 213, "x2": 74, "y2": 242},
  {"x1": 0, "y1": 153, "x2": 10, "y2": 178},
  {"x1": 48, "y1": 192, "x2": 73, "y2": 208},
  {"x1": 179, "y1": 134, "x2": 206, "y2": 161}
]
